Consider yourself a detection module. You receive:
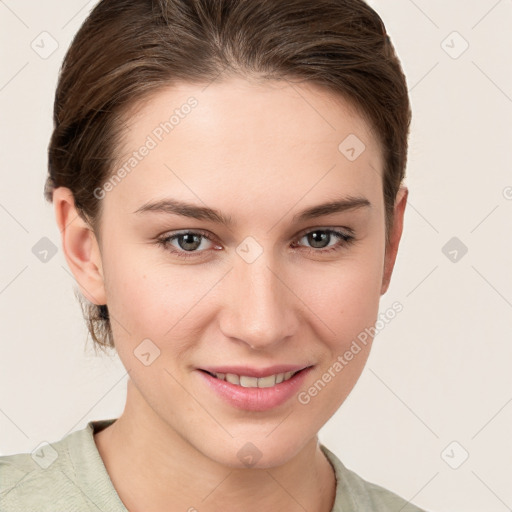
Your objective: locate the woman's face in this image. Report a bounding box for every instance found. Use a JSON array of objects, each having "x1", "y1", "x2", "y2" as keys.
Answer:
[{"x1": 92, "y1": 77, "x2": 403, "y2": 467}]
